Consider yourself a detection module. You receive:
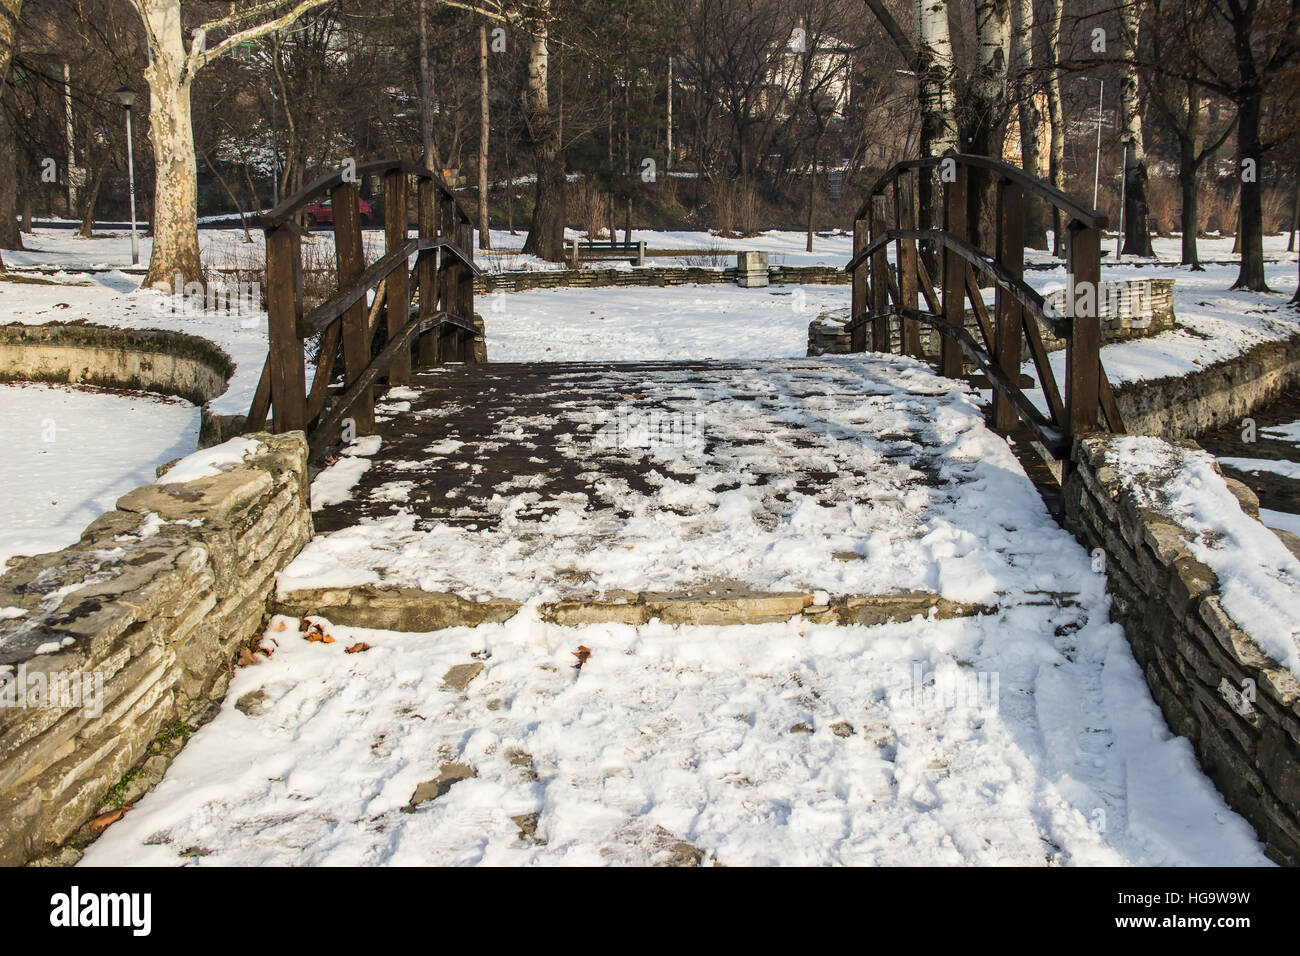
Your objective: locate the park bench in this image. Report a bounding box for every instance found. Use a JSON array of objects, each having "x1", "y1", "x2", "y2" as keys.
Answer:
[{"x1": 568, "y1": 237, "x2": 647, "y2": 267}]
